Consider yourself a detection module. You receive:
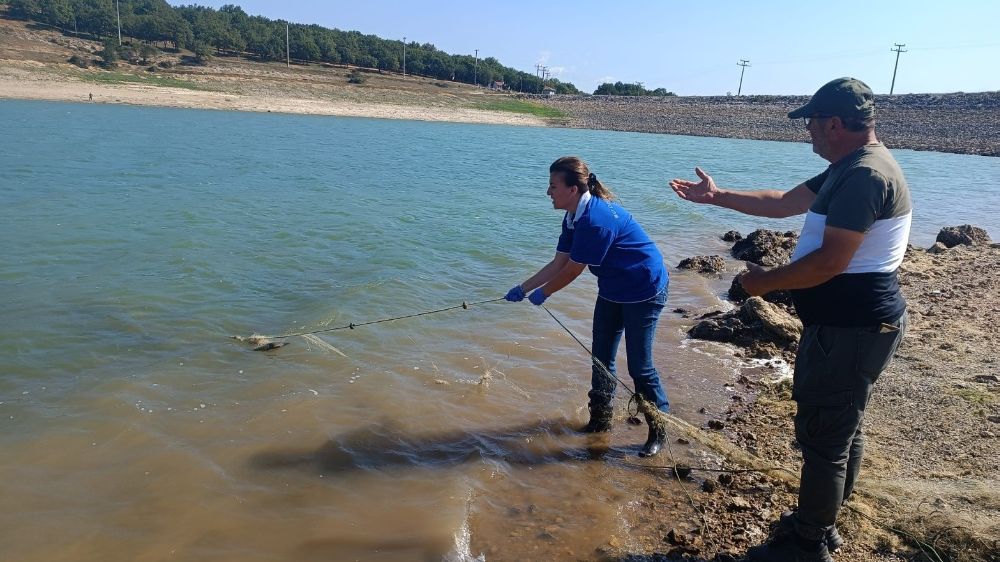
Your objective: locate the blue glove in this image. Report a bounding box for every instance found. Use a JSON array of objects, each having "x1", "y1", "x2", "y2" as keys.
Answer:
[
  {"x1": 528, "y1": 288, "x2": 548, "y2": 306},
  {"x1": 505, "y1": 285, "x2": 525, "y2": 302}
]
